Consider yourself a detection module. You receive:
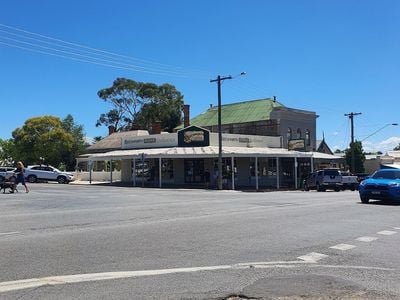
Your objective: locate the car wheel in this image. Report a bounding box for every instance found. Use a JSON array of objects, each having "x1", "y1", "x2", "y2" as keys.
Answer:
[
  {"x1": 360, "y1": 195, "x2": 369, "y2": 204},
  {"x1": 57, "y1": 176, "x2": 67, "y2": 184},
  {"x1": 27, "y1": 175, "x2": 37, "y2": 183},
  {"x1": 335, "y1": 187, "x2": 340, "y2": 192},
  {"x1": 316, "y1": 183, "x2": 324, "y2": 192},
  {"x1": 303, "y1": 184, "x2": 309, "y2": 191}
]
